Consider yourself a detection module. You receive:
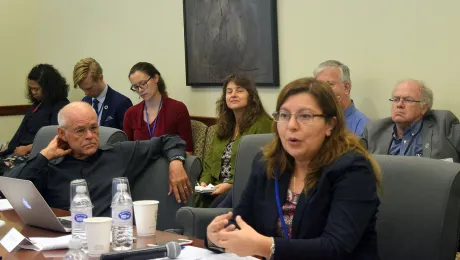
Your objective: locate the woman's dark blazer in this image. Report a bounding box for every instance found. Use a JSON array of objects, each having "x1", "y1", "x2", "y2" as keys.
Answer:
[{"x1": 223, "y1": 151, "x2": 379, "y2": 260}]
